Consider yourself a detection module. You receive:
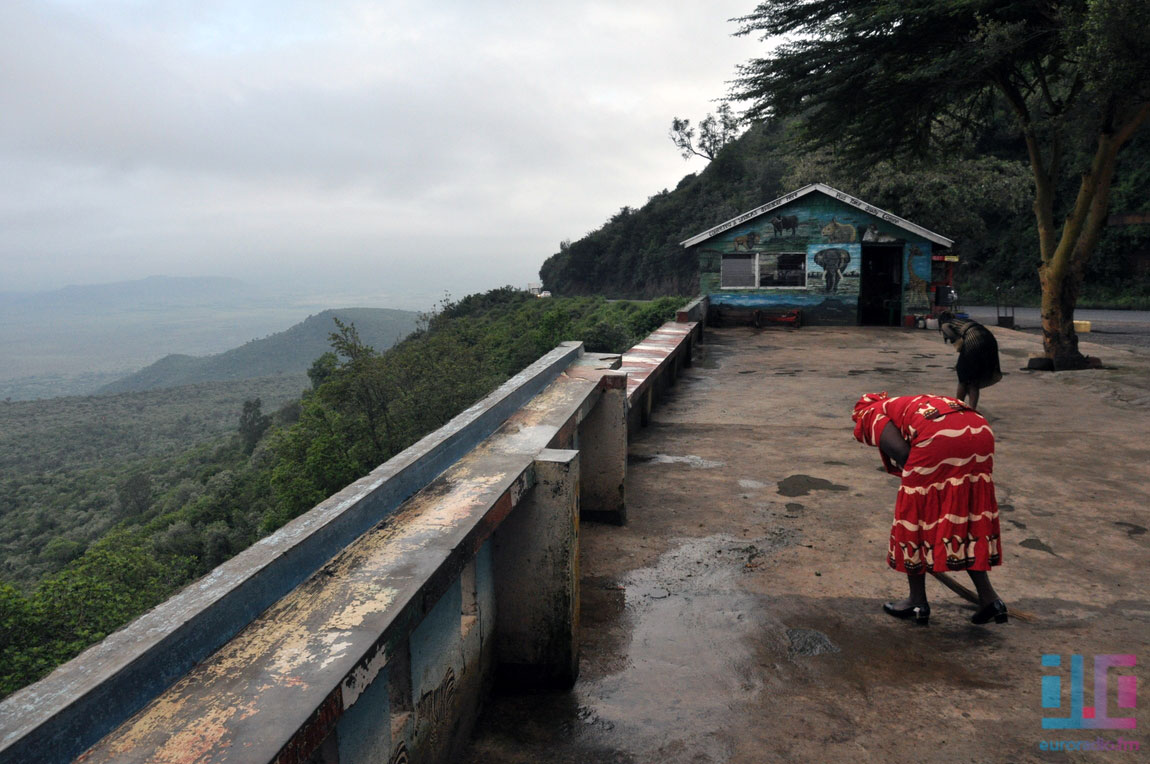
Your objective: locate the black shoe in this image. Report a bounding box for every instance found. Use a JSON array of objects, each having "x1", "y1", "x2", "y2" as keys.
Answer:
[
  {"x1": 883, "y1": 601, "x2": 930, "y2": 625},
  {"x1": 971, "y1": 599, "x2": 1008, "y2": 625}
]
